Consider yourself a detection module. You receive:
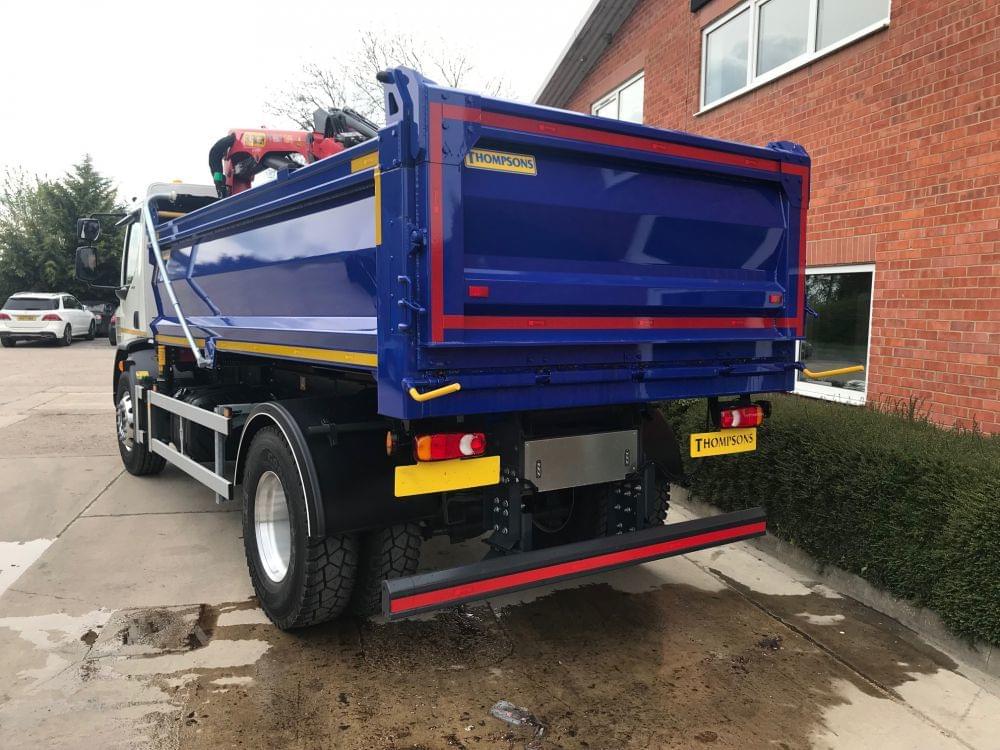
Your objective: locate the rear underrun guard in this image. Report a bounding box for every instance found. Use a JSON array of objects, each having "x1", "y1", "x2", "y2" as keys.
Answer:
[{"x1": 382, "y1": 507, "x2": 766, "y2": 619}]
